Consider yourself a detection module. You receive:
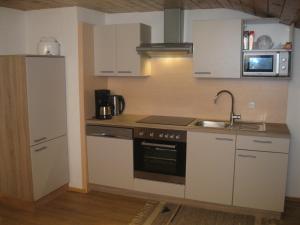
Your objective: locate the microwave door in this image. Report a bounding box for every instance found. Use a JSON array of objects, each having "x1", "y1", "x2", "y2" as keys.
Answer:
[{"x1": 243, "y1": 54, "x2": 276, "y2": 76}]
